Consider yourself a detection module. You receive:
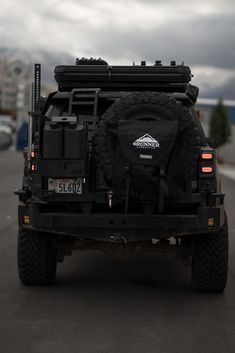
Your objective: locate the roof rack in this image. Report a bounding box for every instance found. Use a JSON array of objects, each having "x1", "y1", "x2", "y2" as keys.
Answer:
[{"x1": 54, "y1": 61, "x2": 192, "y2": 92}]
